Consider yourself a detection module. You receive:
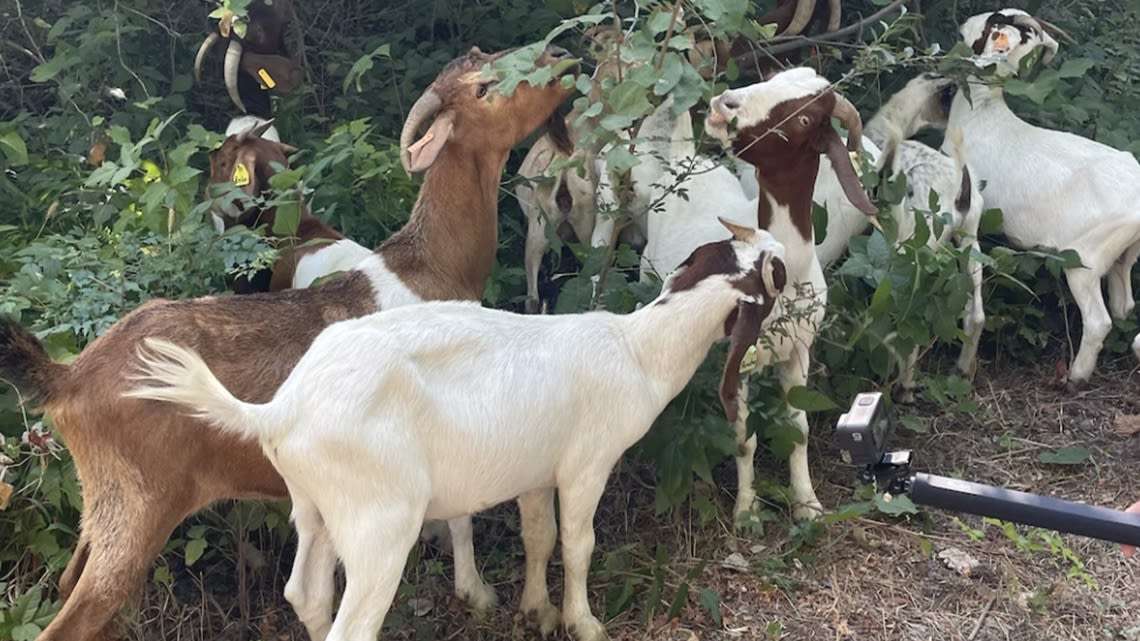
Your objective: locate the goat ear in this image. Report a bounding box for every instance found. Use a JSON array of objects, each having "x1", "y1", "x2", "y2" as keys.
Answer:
[
  {"x1": 719, "y1": 301, "x2": 765, "y2": 422},
  {"x1": 405, "y1": 112, "x2": 455, "y2": 173},
  {"x1": 819, "y1": 127, "x2": 876, "y2": 215}
]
